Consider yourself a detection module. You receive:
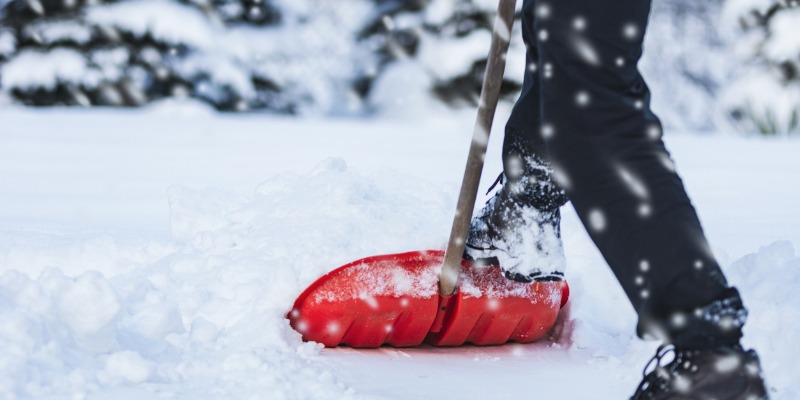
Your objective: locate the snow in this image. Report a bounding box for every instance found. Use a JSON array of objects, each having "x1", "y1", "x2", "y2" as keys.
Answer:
[
  {"x1": 1, "y1": 0, "x2": 377, "y2": 113},
  {"x1": 90, "y1": 48, "x2": 131, "y2": 83},
  {"x1": 367, "y1": 60, "x2": 443, "y2": 115},
  {"x1": 721, "y1": 68, "x2": 800, "y2": 134},
  {"x1": 310, "y1": 258, "x2": 440, "y2": 303},
  {"x1": 174, "y1": 53, "x2": 257, "y2": 99},
  {"x1": 0, "y1": 28, "x2": 16, "y2": 56},
  {"x1": 718, "y1": 0, "x2": 800, "y2": 135},
  {"x1": 424, "y1": 0, "x2": 456, "y2": 25},
  {"x1": 641, "y1": 1, "x2": 736, "y2": 132},
  {"x1": 731, "y1": 241, "x2": 800, "y2": 398},
  {"x1": 85, "y1": 0, "x2": 217, "y2": 50},
  {"x1": 0, "y1": 49, "x2": 90, "y2": 90},
  {"x1": 720, "y1": 0, "x2": 781, "y2": 34},
  {"x1": 222, "y1": 0, "x2": 375, "y2": 114},
  {"x1": 0, "y1": 107, "x2": 798, "y2": 398},
  {"x1": 23, "y1": 21, "x2": 94, "y2": 45},
  {"x1": 763, "y1": 8, "x2": 800, "y2": 62}
]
